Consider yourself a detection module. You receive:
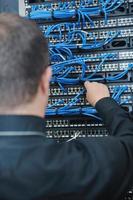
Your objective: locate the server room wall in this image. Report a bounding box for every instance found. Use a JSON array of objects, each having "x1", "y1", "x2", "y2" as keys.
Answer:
[{"x1": 25, "y1": 0, "x2": 132, "y2": 199}]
